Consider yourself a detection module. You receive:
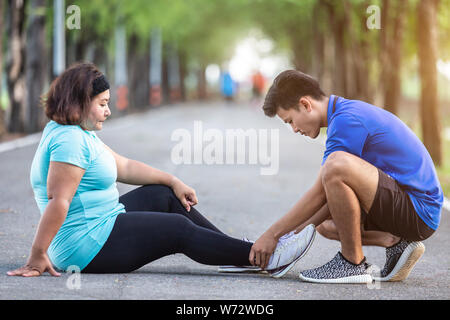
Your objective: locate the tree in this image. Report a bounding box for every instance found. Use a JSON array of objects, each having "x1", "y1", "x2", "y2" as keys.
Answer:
[
  {"x1": 0, "y1": 0, "x2": 6, "y2": 138},
  {"x1": 417, "y1": 0, "x2": 442, "y2": 165},
  {"x1": 345, "y1": 0, "x2": 377, "y2": 102},
  {"x1": 380, "y1": 0, "x2": 408, "y2": 115},
  {"x1": 26, "y1": 0, "x2": 47, "y2": 133},
  {"x1": 6, "y1": 0, "x2": 27, "y2": 133}
]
